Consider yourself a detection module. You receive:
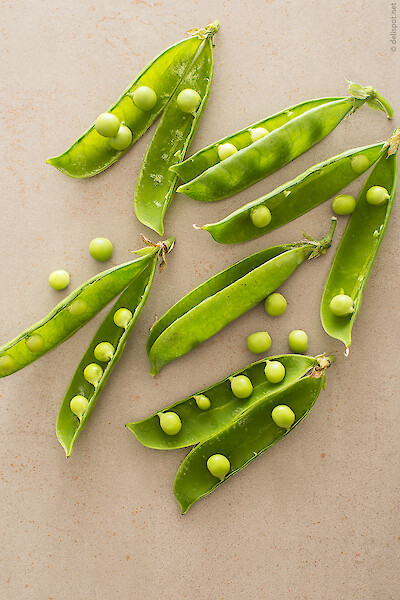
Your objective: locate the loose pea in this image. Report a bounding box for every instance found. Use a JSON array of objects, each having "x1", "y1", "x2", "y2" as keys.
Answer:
[
  {"x1": 230, "y1": 375, "x2": 253, "y2": 398},
  {"x1": 332, "y1": 194, "x2": 356, "y2": 216},
  {"x1": 264, "y1": 360, "x2": 285, "y2": 383},
  {"x1": 94, "y1": 342, "x2": 114, "y2": 362},
  {"x1": 351, "y1": 154, "x2": 369, "y2": 174},
  {"x1": 68, "y1": 299, "x2": 88, "y2": 316},
  {"x1": 265, "y1": 292, "x2": 287, "y2": 317},
  {"x1": 250, "y1": 127, "x2": 269, "y2": 143},
  {"x1": 366, "y1": 185, "x2": 390, "y2": 206},
  {"x1": 329, "y1": 294, "x2": 354, "y2": 317},
  {"x1": 271, "y1": 405, "x2": 295, "y2": 429},
  {"x1": 250, "y1": 205, "x2": 272, "y2": 228},
  {"x1": 176, "y1": 88, "x2": 201, "y2": 113},
  {"x1": 89, "y1": 237, "x2": 113, "y2": 261},
  {"x1": 194, "y1": 394, "x2": 211, "y2": 410},
  {"x1": 288, "y1": 330, "x2": 309, "y2": 353},
  {"x1": 83, "y1": 363, "x2": 103, "y2": 386},
  {"x1": 26, "y1": 334, "x2": 44, "y2": 353},
  {"x1": 0, "y1": 354, "x2": 15, "y2": 372},
  {"x1": 131, "y1": 86, "x2": 157, "y2": 111},
  {"x1": 218, "y1": 143, "x2": 238, "y2": 161},
  {"x1": 109, "y1": 124, "x2": 133, "y2": 151},
  {"x1": 158, "y1": 412, "x2": 182, "y2": 435},
  {"x1": 70, "y1": 395, "x2": 89, "y2": 419},
  {"x1": 206, "y1": 454, "x2": 230, "y2": 480},
  {"x1": 94, "y1": 113, "x2": 120, "y2": 138},
  {"x1": 113, "y1": 308, "x2": 132, "y2": 328},
  {"x1": 49, "y1": 270, "x2": 70, "y2": 291},
  {"x1": 246, "y1": 331, "x2": 272, "y2": 354}
]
